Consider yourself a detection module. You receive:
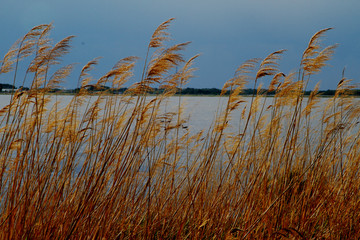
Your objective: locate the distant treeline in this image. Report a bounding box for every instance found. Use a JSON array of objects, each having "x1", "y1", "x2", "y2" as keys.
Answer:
[
  {"x1": 0, "y1": 83, "x2": 16, "y2": 91},
  {"x1": 1, "y1": 84, "x2": 360, "y2": 96},
  {"x1": 52, "y1": 87, "x2": 360, "y2": 96}
]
